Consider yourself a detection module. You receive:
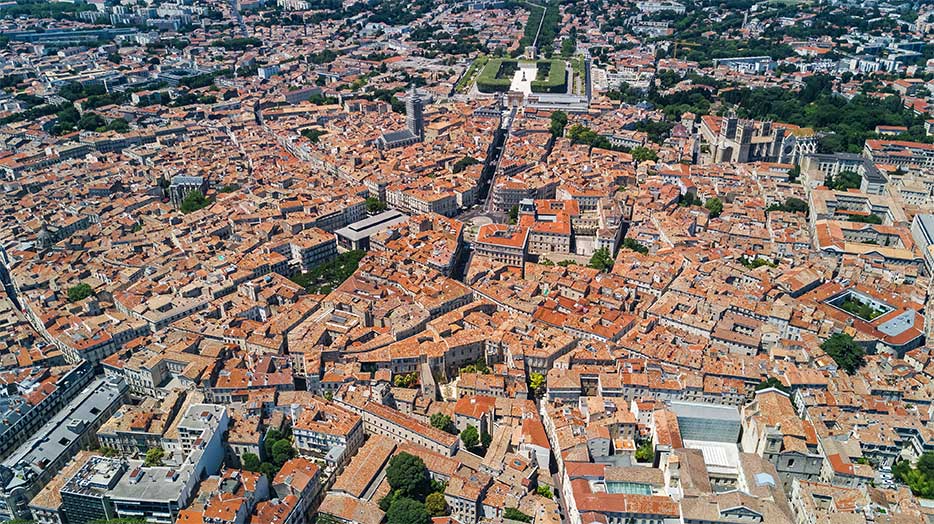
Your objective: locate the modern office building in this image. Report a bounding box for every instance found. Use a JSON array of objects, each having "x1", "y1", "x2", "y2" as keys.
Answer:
[
  {"x1": 670, "y1": 401, "x2": 742, "y2": 444},
  {"x1": 40, "y1": 403, "x2": 228, "y2": 524},
  {"x1": 334, "y1": 209, "x2": 408, "y2": 251},
  {"x1": 60, "y1": 457, "x2": 126, "y2": 524}
]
